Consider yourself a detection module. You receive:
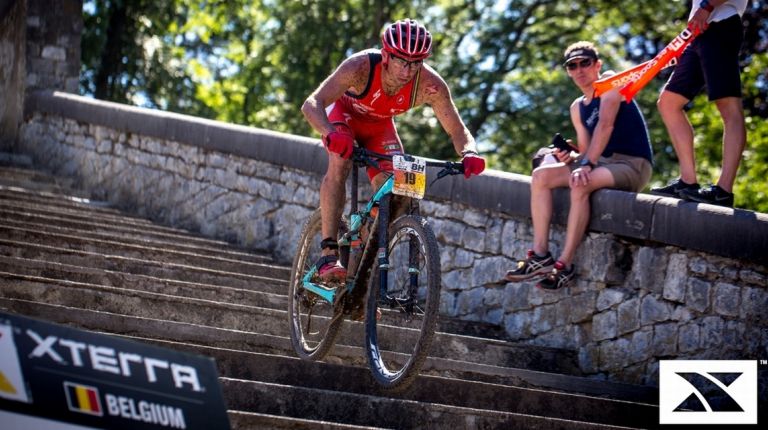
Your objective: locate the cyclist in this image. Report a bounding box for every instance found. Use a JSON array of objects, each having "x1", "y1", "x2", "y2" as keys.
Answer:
[{"x1": 302, "y1": 18, "x2": 486, "y2": 282}]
